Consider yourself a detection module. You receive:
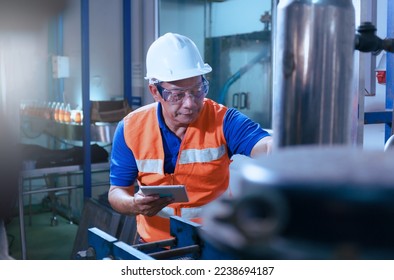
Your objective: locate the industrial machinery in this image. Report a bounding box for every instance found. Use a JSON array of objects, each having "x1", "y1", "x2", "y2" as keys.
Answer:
[
  {"x1": 77, "y1": 0, "x2": 394, "y2": 260},
  {"x1": 273, "y1": 0, "x2": 394, "y2": 148},
  {"x1": 202, "y1": 147, "x2": 394, "y2": 260},
  {"x1": 76, "y1": 216, "x2": 236, "y2": 260},
  {"x1": 77, "y1": 147, "x2": 394, "y2": 260}
]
